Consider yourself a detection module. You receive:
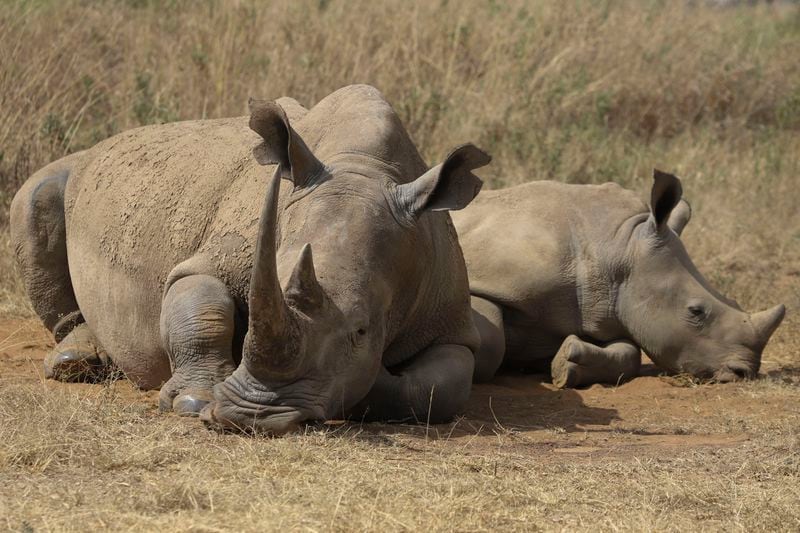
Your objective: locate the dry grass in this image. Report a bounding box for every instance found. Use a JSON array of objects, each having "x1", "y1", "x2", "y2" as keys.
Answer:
[
  {"x1": 0, "y1": 354, "x2": 798, "y2": 532},
  {"x1": 1, "y1": 0, "x2": 799, "y2": 531}
]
